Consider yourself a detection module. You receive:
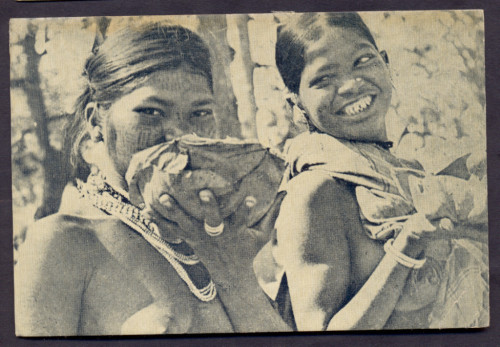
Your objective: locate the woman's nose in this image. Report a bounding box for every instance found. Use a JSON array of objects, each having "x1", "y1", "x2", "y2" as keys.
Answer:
[
  {"x1": 162, "y1": 117, "x2": 188, "y2": 140},
  {"x1": 337, "y1": 78, "x2": 363, "y2": 96}
]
